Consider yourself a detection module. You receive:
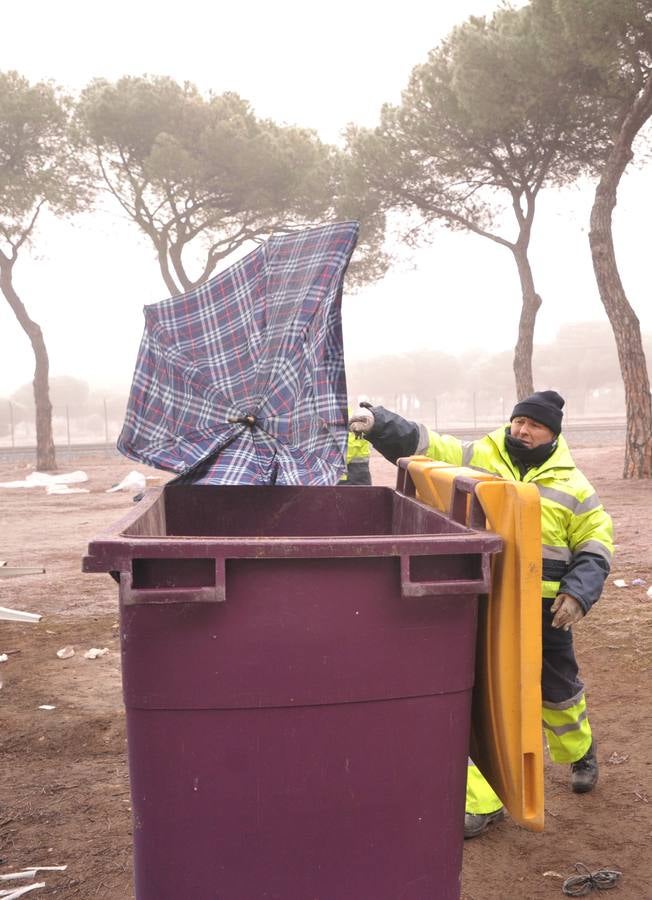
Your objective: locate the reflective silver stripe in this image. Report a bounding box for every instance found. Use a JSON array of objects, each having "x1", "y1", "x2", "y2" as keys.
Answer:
[
  {"x1": 542, "y1": 545, "x2": 573, "y2": 562},
  {"x1": 542, "y1": 708, "x2": 588, "y2": 736},
  {"x1": 574, "y1": 540, "x2": 613, "y2": 563},
  {"x1": 537, "y1": 486, "x2": 601, "y2": 515},
  {"x1": 575, "y1": 493, "x2": 602, "y2": 514},
  {"x1": 416, "y1": 424, "x2": 430, "y2": 455},
  {"x1": 537, "y1": 486, "x2": 577, "y2": 510},
  {"x1": 461, "y1": 442, "x2": 475, "y2": 465},
  {"x1": 542, "y1": 688, "x2": 585, "y2": 711}
]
